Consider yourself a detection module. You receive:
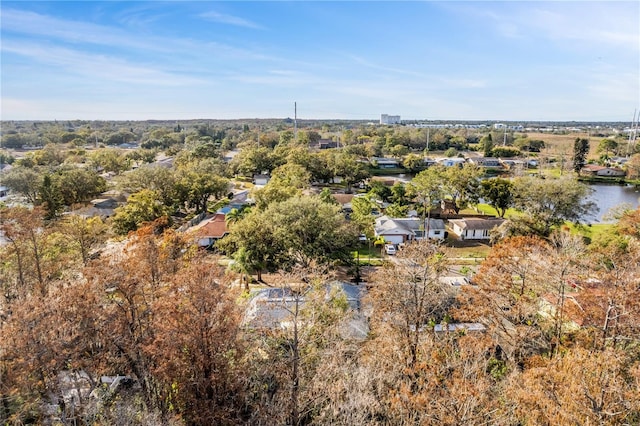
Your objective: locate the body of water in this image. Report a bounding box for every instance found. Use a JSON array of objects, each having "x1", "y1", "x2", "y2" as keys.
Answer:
[{"x1": 587, "y1": 183, "x2": 640, "y2": 223}]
